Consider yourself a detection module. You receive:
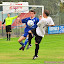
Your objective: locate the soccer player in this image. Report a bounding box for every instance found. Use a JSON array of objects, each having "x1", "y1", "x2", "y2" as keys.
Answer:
[
  {"x1": 18, "y1": 10, "x2": 39, "y2": 50},
  {"x1": 2, "y1": 13, "x2": 18, "y2": 41},
  {"x1": 28, "y1": 10, "x2": 55, "y2": 59}
]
